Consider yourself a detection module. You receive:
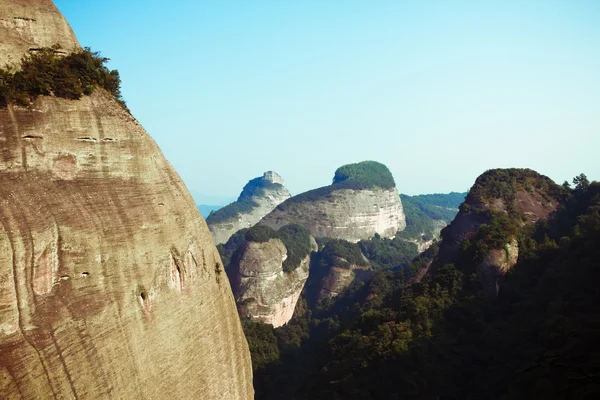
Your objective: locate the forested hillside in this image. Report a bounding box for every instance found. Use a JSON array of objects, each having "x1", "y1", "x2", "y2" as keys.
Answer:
[{"x1": 245, "y1": 175, "x2": 600, "y2": 399}]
